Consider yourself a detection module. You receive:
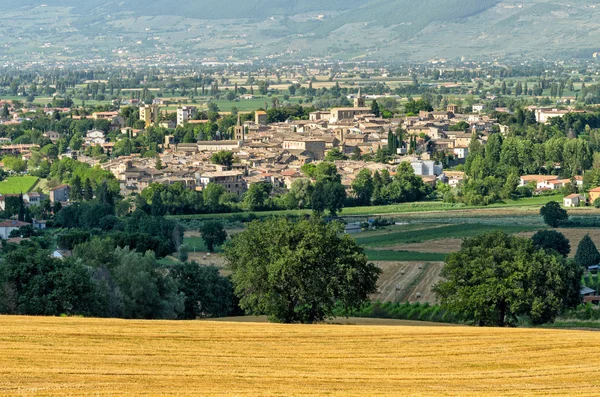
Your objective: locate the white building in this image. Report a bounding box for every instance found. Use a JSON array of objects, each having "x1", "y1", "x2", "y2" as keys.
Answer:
[
  {"x1": 177, "y1": 106, "x2": 198, "y2": 127},
  {"x1": 472, "y1": 104, "x2": 485, "y2": 113},
  {"x1": 453, "y1": 147, "x2": 469, "y2": 159},
  {"x1": 0, "y1": 220, "x2": 30, "y2": 239},
  {"x1": 564, "y1": 194, "x2": 585, "y2": 208},
  {"x1": 411, "y1": 160, "x2": 443, "y2": 176},
  {"x1": 85, "y1": 129, "x2": 106, "y2": 146}
]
